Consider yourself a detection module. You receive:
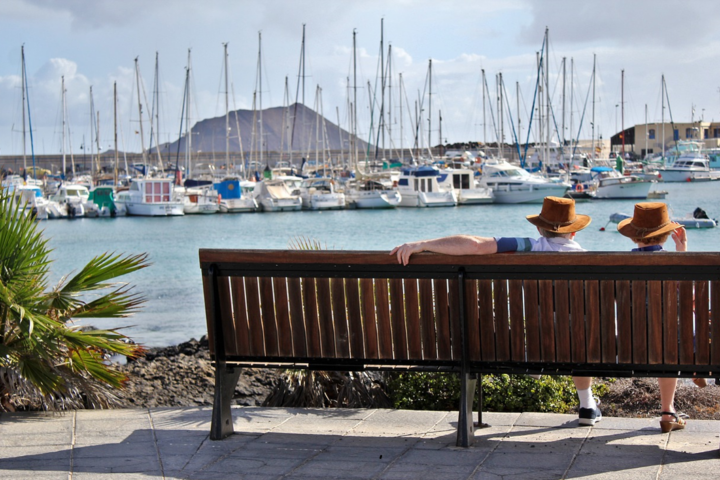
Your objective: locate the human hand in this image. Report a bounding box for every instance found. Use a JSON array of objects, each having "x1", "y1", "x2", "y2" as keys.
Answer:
[
  {"x1": 671, "y1": 226, "x2": 687, "y2": 251},
  {"x1": 390, "y1": 242, "x2": 424, "y2": 266}
]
